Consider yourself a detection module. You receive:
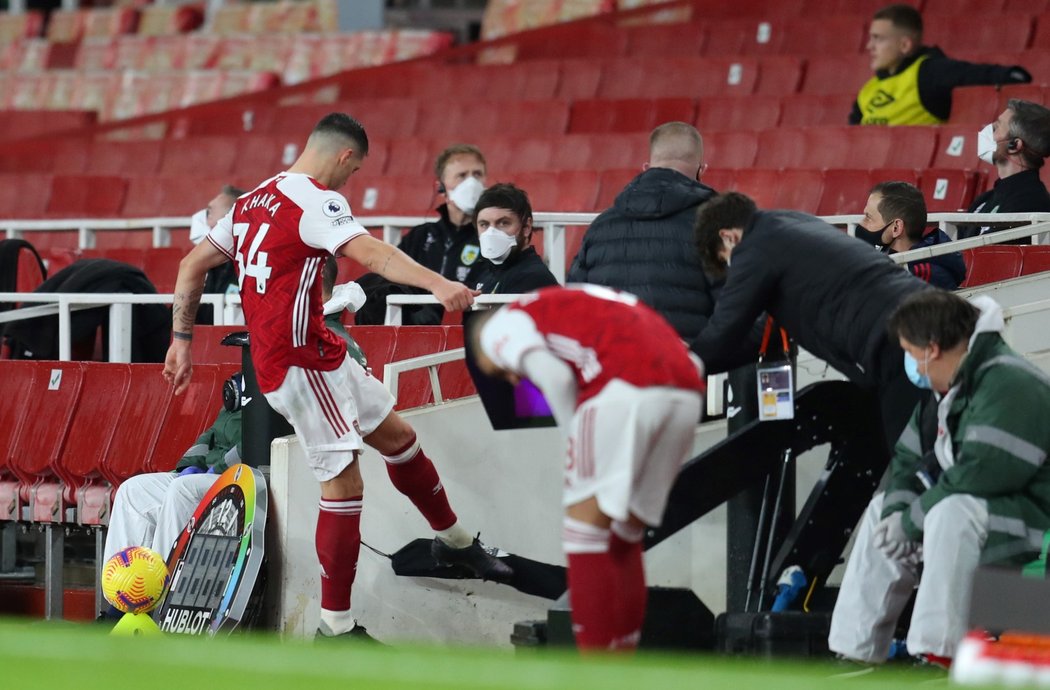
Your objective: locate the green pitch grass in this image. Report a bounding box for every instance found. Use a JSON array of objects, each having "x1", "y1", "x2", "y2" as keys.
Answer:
[{"x1": 0, "y1": 617, "x2": 963, "y2": 690}]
